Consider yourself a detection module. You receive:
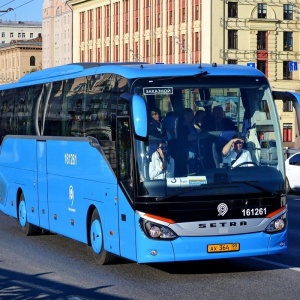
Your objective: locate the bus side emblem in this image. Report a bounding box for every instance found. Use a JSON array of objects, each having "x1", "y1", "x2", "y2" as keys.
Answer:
[
  {"x1": 217, "y1": 203, "x2": 228, "y2": 216},
  {"x1": 69, "y1": 185, "x2": 74, "y2": 206}
]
